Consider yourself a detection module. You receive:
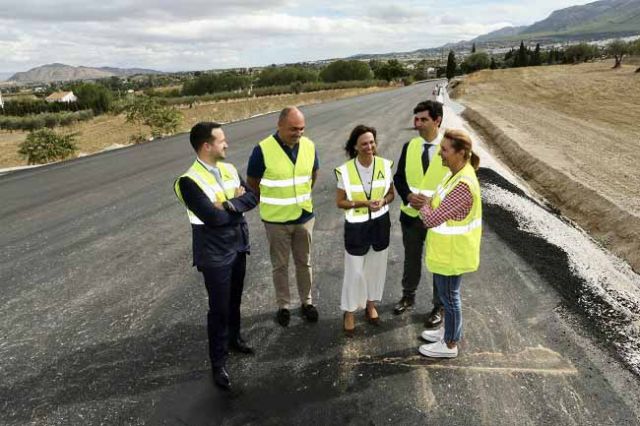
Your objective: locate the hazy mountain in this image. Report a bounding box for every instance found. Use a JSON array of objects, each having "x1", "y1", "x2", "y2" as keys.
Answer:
[
  {"x1": 521, "y1": 0, "x2": 640, "y2": 36},
  {"x1": 8, "y1": 63, "x2": 162, "y2": 84},
  {"x1": 472, "y1": 26, "x2": 527, "y2": 42},
  {"x1": 474, "y1": 0, "x2": 640, "y2": 42}
]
